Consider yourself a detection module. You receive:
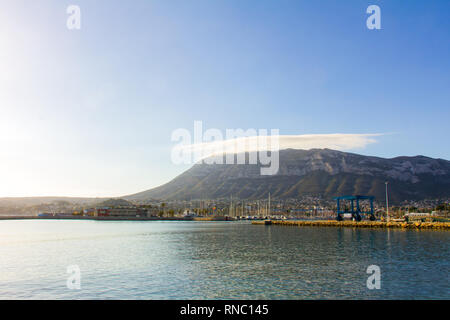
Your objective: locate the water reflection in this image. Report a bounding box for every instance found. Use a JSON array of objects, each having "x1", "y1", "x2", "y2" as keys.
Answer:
[{"x1": 0, "y1": 220, "x2": 448, "y2": 299}]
